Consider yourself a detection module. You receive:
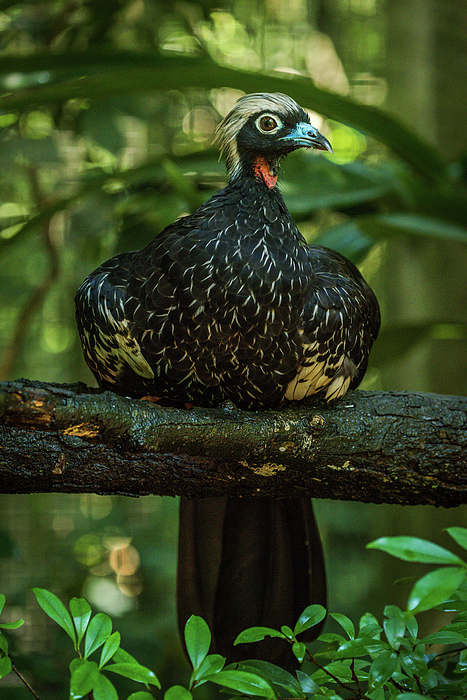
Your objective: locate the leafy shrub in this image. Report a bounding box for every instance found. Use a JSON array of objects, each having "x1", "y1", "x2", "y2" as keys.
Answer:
[{"x1": 2, "y1": 528, "x2": 467, "y2": 699}]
